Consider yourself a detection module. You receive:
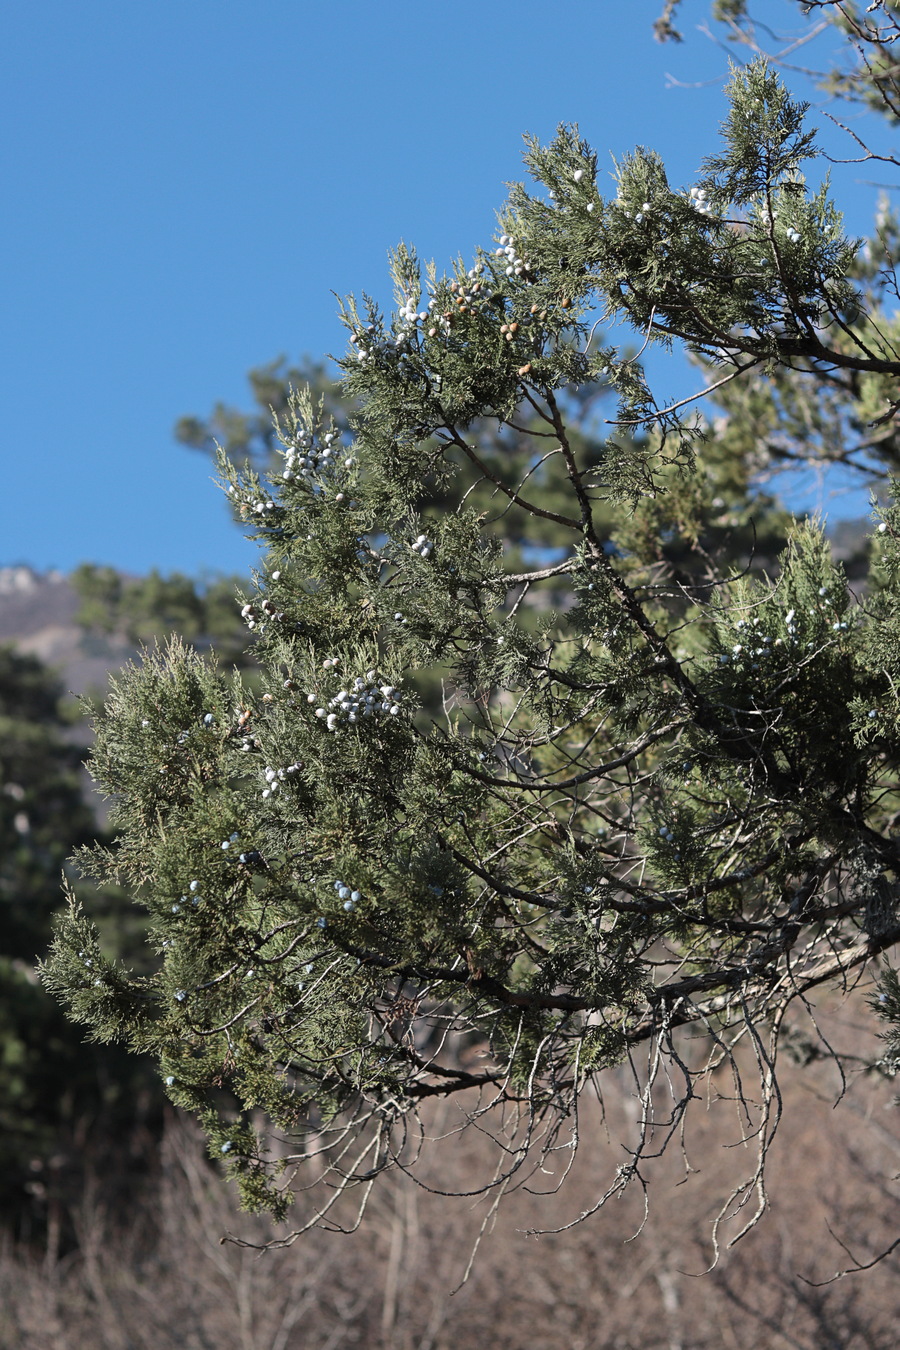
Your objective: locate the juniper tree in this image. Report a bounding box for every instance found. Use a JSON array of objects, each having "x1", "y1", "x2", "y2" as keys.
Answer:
[{"x1": 44, "y1": 56, "x2": 900, "y2": 1255}]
